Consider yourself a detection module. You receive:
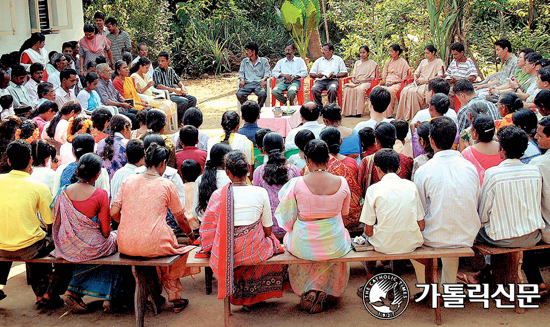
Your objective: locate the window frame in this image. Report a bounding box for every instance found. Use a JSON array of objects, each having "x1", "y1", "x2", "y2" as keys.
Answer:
[{"x1": 0, "y1": 0, "x2": 17, "y2": 36}]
